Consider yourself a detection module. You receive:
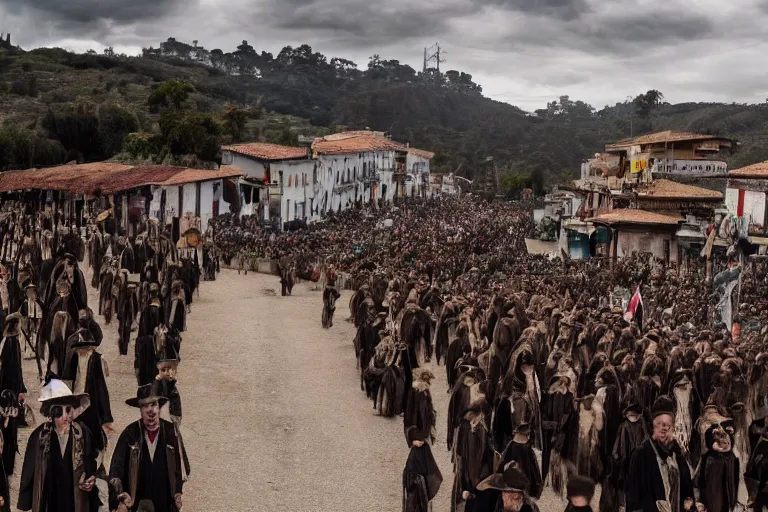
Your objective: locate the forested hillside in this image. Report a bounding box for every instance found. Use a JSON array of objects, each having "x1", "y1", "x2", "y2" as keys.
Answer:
[{"x1": 2, "y1": 37, "x2": 768, "y2": 191}]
